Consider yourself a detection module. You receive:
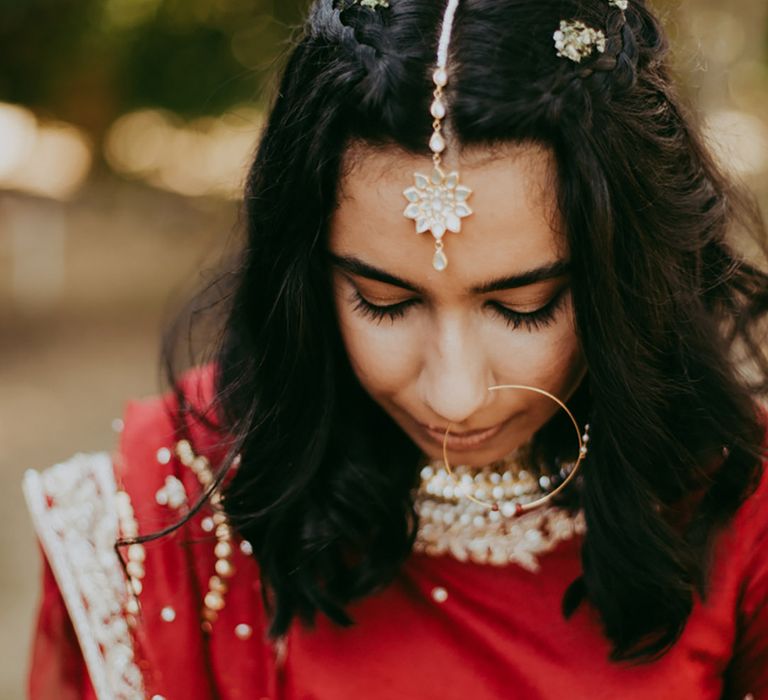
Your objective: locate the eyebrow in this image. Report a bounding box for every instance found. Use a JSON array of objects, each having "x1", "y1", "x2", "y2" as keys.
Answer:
[{"x1": 328, "y1": 253, "x2": 570, "y2": 294}]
